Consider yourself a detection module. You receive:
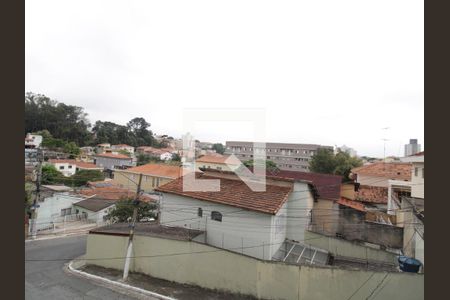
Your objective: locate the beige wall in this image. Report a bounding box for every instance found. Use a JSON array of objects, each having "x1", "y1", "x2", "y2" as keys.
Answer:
[
  {"x1": 357, "y1": 175, "x2": 389, "y2": 187},
  {"x1": 85, "y1": 233, "x2": 423, "y2": 300},
  {"x1": 113, "y1": 171, "x2": 174, "y2": 191}
]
